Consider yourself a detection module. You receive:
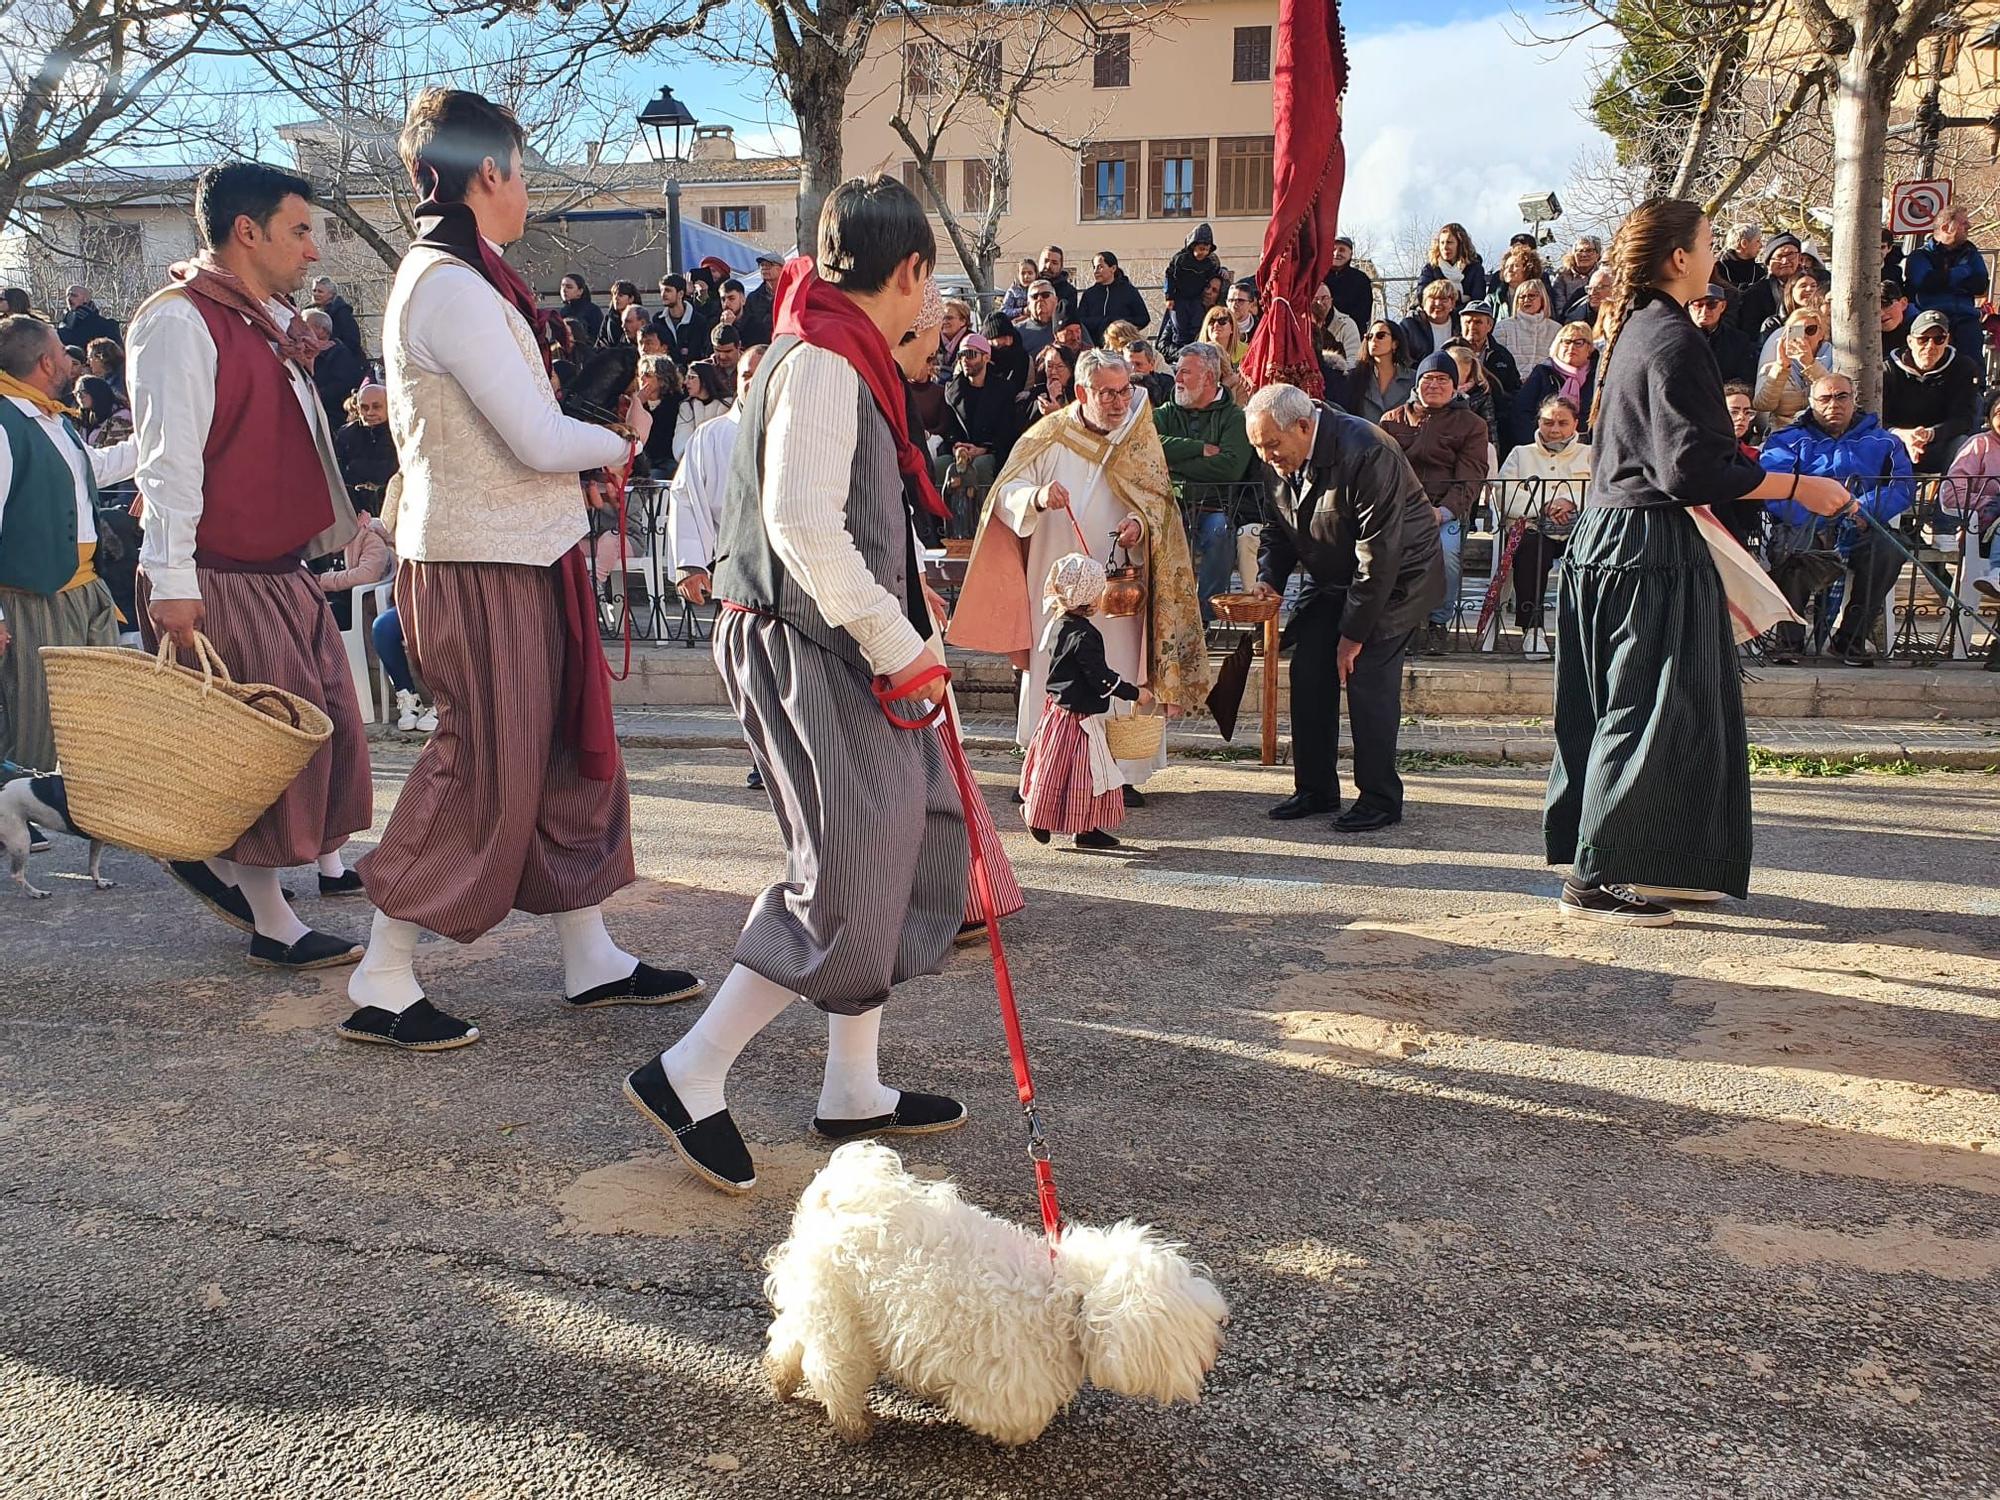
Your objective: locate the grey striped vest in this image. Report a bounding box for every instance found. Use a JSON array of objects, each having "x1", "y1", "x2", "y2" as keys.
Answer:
[{"x1": 712, "y1": 334, "x2": 928, "y2": 673}]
